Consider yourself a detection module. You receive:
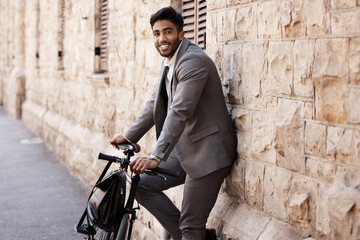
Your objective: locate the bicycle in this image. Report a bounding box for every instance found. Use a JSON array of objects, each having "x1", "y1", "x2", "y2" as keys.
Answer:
[{"x1": 76, "y1": 143, "x2": 179, "y2": 240}]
